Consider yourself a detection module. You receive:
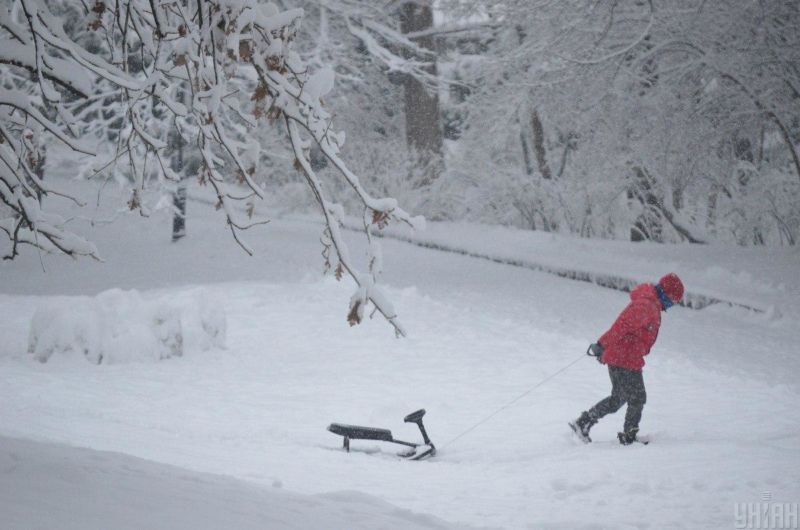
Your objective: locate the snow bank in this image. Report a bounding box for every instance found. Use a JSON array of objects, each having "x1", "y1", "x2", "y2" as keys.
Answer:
[
  {"x1": 324, "y1": 216, "x2": 800, "y2": 318},
  {"x1": 27, "y1": 288, "x2": 225, "y2": 364},
  {"x1": 0, "y1": 435, "x2": 467, "y2": 530}
]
